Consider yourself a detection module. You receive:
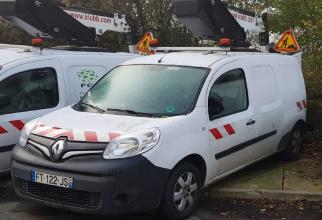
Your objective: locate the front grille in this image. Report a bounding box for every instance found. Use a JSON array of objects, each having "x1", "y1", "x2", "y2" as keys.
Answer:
[
  {"x1": 15, "y1": 178, "x2": 101, "y2": 210},
  {"x1": 28, "y1": 134, "x2": 107, "y2": 160}
]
